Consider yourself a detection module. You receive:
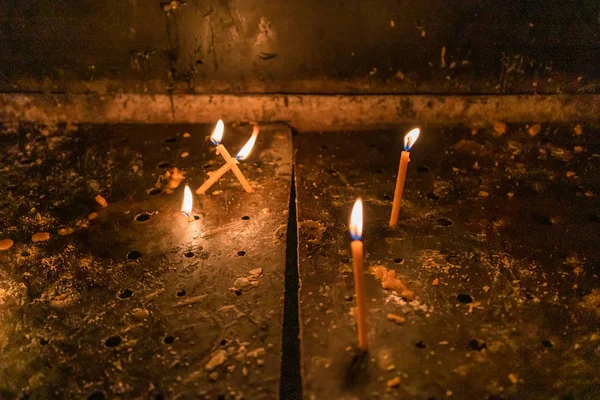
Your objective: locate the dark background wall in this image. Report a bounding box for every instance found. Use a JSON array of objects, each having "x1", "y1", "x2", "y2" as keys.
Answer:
[{"x1": 1, "y1": 0, "x2": 599, "y2": 95}]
